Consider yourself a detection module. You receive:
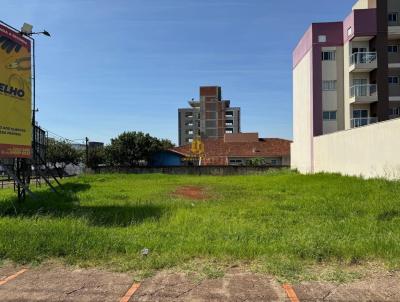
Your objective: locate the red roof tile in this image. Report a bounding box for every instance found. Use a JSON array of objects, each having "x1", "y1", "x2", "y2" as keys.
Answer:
[{"x1": 172, "y1": 138, "x2": 291, "y2": 158}]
